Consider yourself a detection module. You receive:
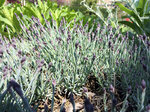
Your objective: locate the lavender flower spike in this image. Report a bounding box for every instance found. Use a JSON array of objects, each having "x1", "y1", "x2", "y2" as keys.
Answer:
[
  {"x1": 141, "y1": 79, "x2": 146, "y2": 90},
  {"x1": 110, "y1": 84, "x2": 115, "y2": 93},
  {"x1": 9, "y1": 79, "x2": 23, "y2": 97}
]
